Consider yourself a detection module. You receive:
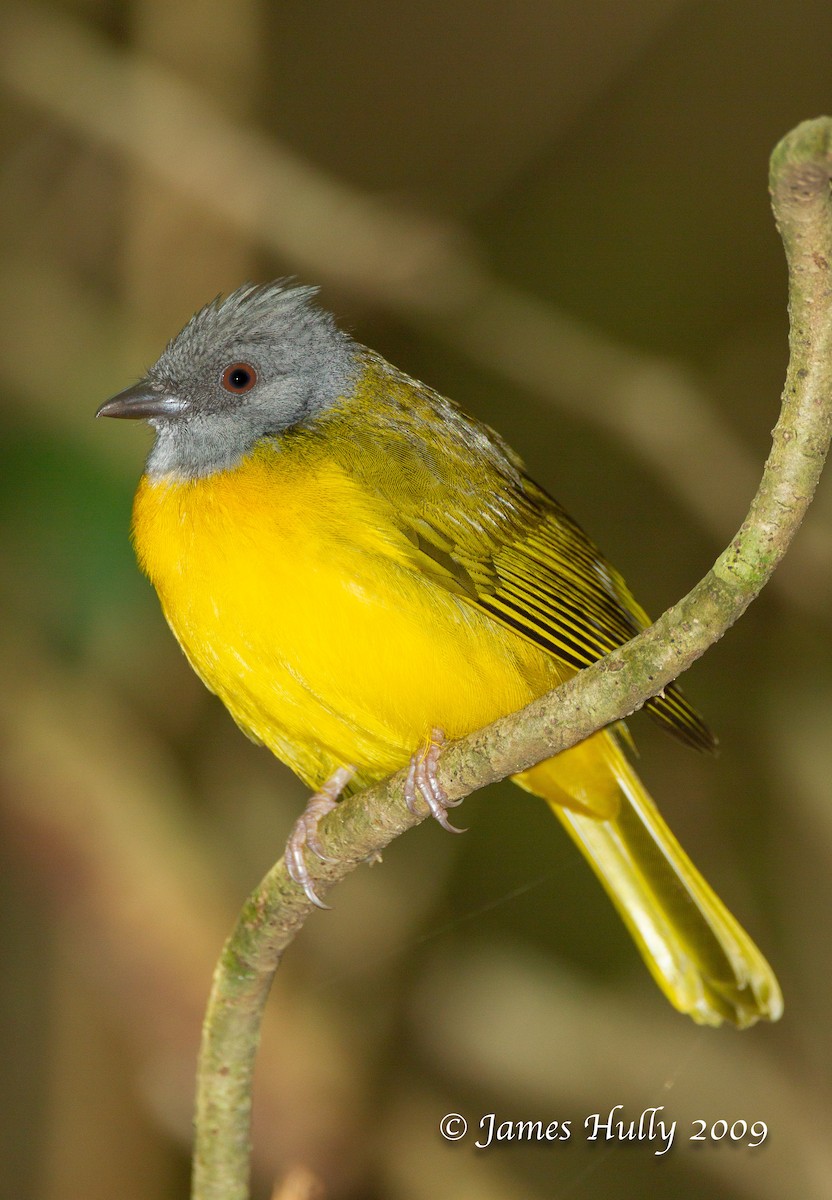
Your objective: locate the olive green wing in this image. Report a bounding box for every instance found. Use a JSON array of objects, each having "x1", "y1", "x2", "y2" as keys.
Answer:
[
  {"x1": 406, "y1": 471, "x2": 715, "y2": 752},
  {"x1": 331, "y1": 353, "x2": 716, "y2": 752}
]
